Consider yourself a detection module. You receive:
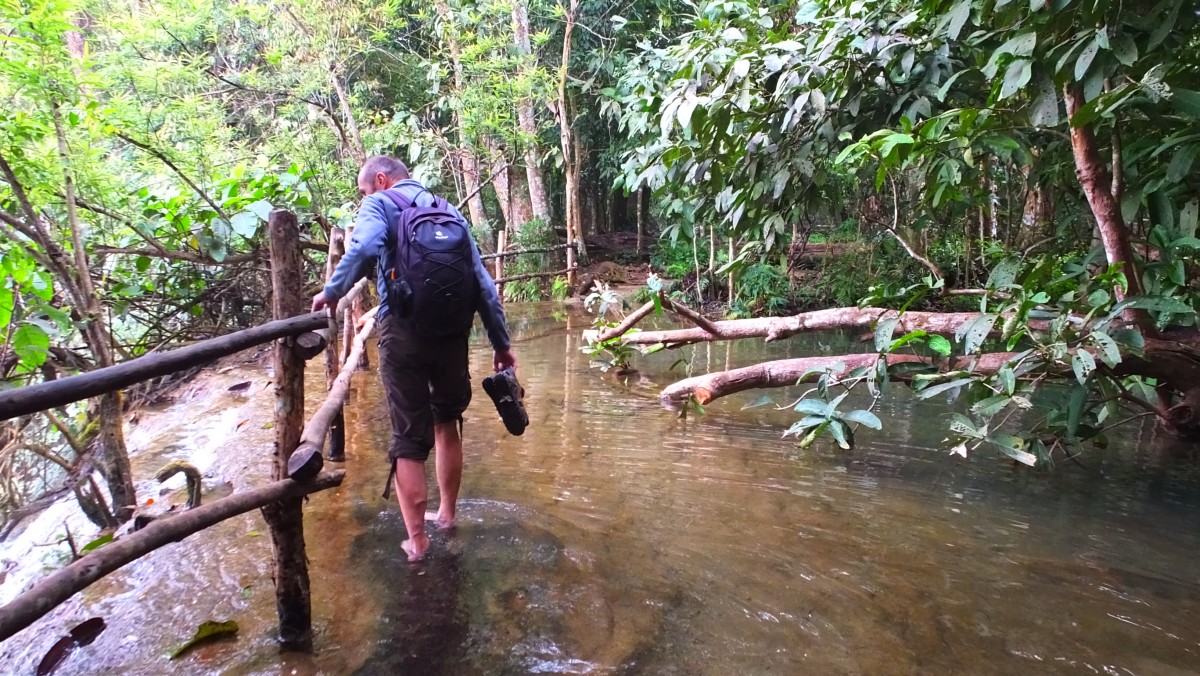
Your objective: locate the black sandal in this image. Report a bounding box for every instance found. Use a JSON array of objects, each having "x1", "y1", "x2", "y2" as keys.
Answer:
[{"x1": 482, "y1": 367, "x2": 528, "y2": 436}]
